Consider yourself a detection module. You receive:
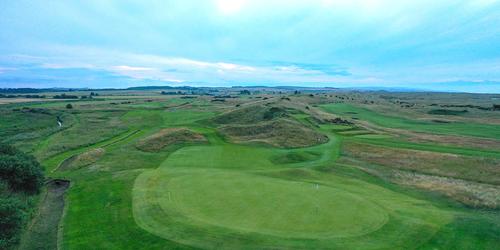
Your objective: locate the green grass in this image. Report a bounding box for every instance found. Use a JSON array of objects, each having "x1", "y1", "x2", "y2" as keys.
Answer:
[
  {"x1": 43, "y1": 129, "x2": 142, "y2": 173},
  {"x1": 134, "y1": 170, "x2": 389, "y2": 239},
  {"x1": 270, "y1": 150, "x2": 322, "y2": 164}
]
